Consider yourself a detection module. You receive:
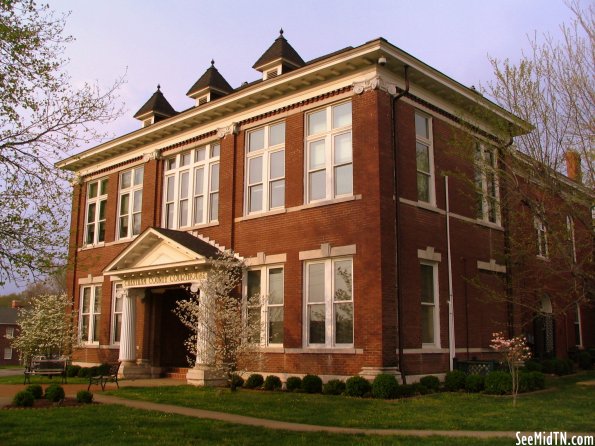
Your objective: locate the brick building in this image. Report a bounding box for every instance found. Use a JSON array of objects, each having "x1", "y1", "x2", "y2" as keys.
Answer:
[
  {"x1": 0, "y1": 304, "x2": 20, "y2": 366},
  {"x1": 57, "y1": 33, "x2": 593, "y2": 383}
]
